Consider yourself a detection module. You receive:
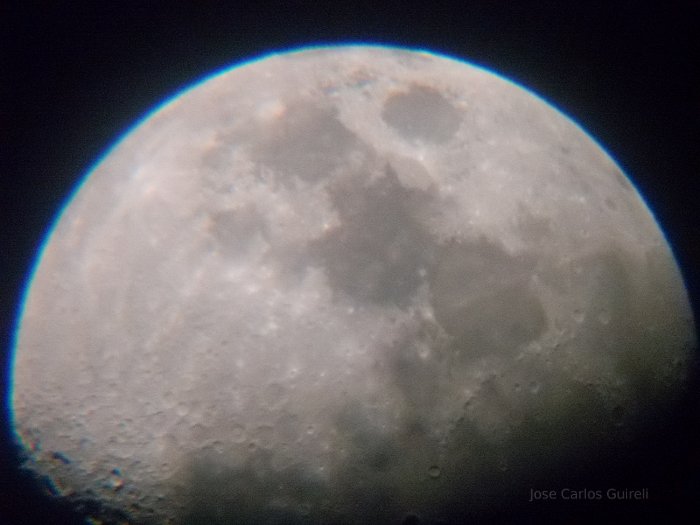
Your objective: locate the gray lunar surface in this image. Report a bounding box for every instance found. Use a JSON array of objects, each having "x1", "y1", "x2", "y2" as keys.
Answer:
[{"x1": 11, "y1": 46, "x2": 696, "y2": 524}]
